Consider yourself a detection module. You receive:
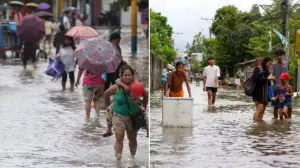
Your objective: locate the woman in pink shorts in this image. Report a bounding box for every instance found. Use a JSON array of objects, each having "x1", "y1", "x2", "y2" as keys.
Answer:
[{"x1": 75, "y1": 69, "x2": 105, "y2": 119}]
